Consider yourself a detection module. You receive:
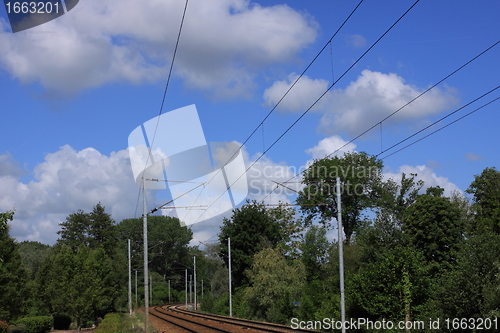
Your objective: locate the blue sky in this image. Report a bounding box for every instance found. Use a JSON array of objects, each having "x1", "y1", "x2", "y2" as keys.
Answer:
[{"x1": 0, "y1": 0, "x2": 499, "y2": 245}]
